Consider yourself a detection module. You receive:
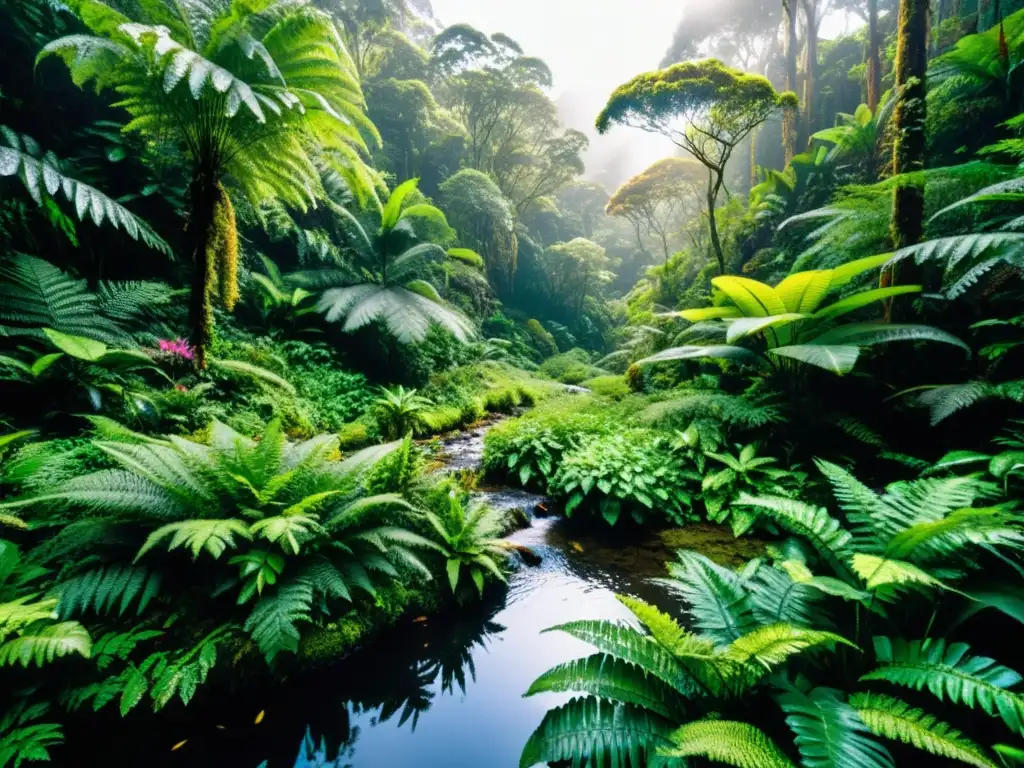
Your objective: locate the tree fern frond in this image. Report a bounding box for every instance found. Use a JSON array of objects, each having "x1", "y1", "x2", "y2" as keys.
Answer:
[
  {"x1": 0, "y1": 127, "x2": 171, "y2": 254},
  {"x1": 519, "y1": 697, "x2": 673, "y2": 768},
  {"x1": 850, "y1": 692, "x2": 998, "y2": 768},
  {"x1": 862, "y1": 636, "x2": 1024, "y2": 735},
  {"x1": 209, "y1": 358, "x2": 297, "y2": 394},
  {"x1": 661, "y1": 720, "x2": 796, "y2": 767}
]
